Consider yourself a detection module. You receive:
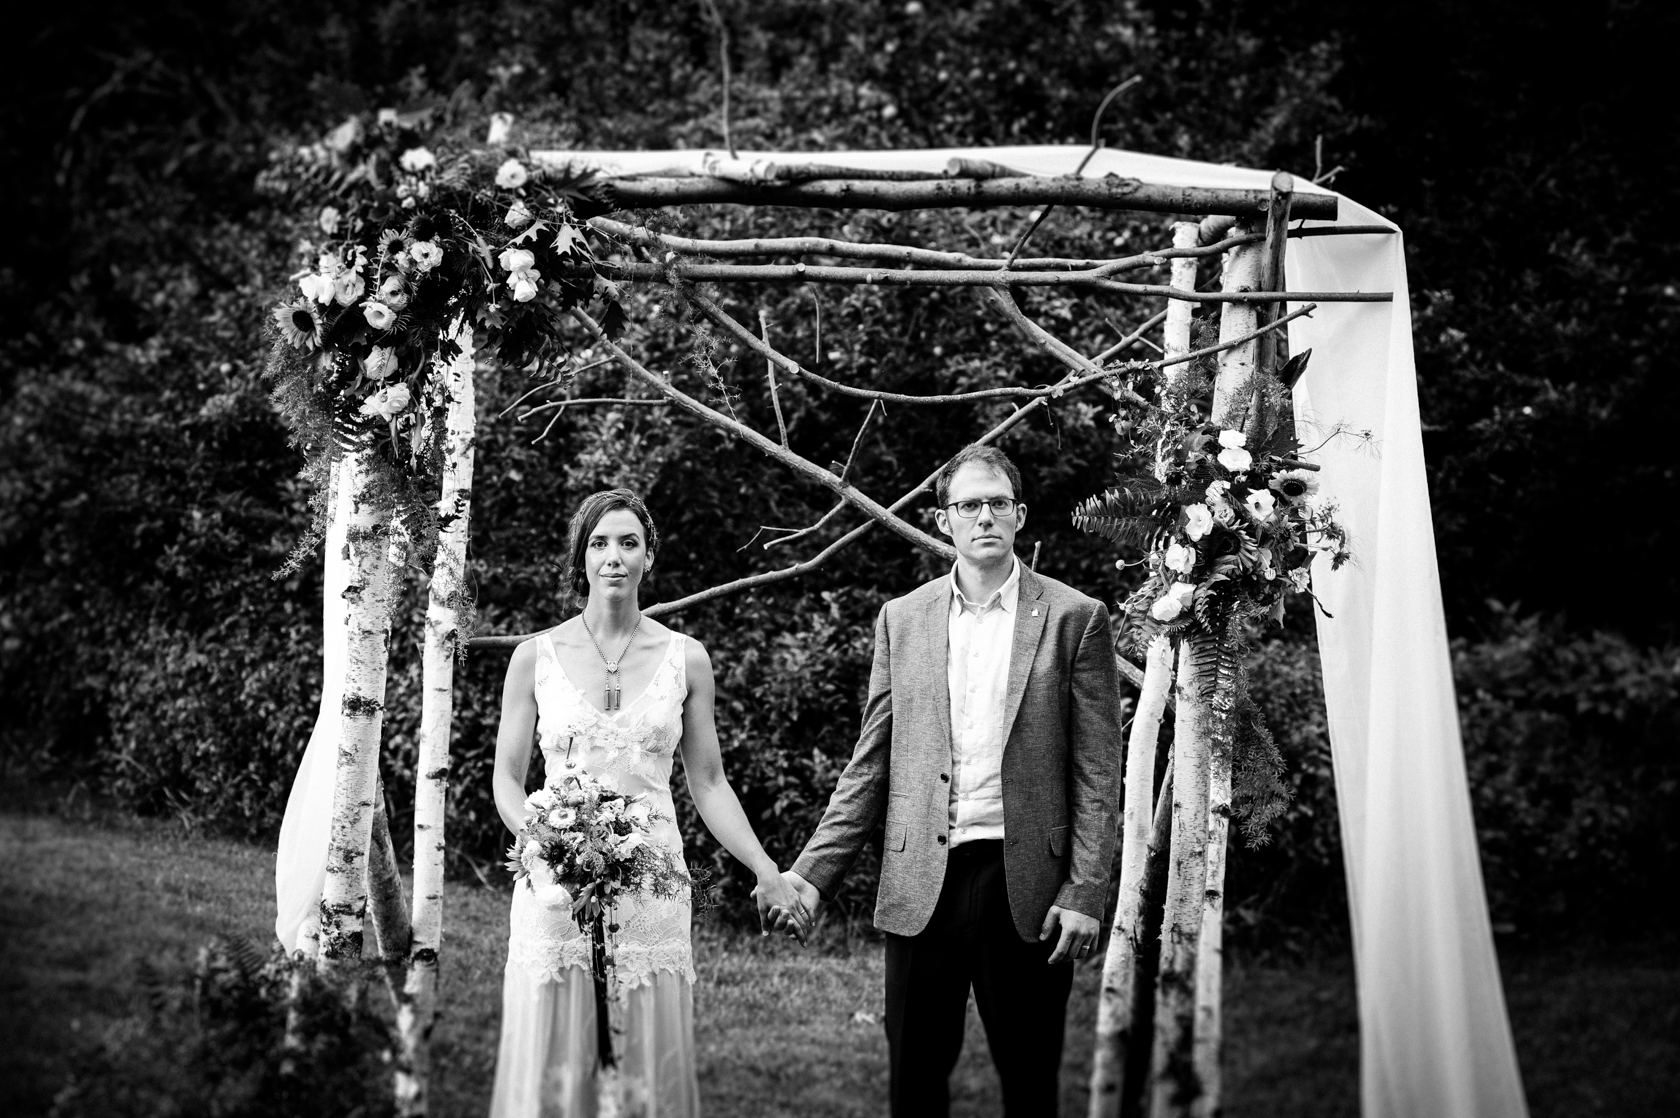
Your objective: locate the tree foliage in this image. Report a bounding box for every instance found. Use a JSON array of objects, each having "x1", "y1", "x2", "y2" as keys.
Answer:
[{"x1": 1, "y1": 0, "x2": 1675, "y2": 941}]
